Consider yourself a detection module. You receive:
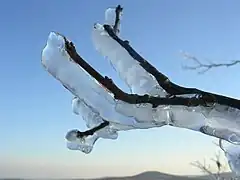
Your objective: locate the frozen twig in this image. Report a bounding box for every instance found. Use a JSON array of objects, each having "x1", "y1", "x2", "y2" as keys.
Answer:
[
  {"x1": 181, "y1": 51, "x2": 240, "y2": 74},
  {"x1": 76, "y1": 120, "x2": 110, "y2": 138},
  {"x1": 42, "y1": 4, "x2": 240, "y2": 156},
  {"x1": 62, "y1": 5, "x2": 240, "y2": 111},
  {"x1": 64, "y1": 36, "x2": 218, "y2": 108},
  {"x1": 98, "y1": 5, "x2": 240, "y2": 110}
]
